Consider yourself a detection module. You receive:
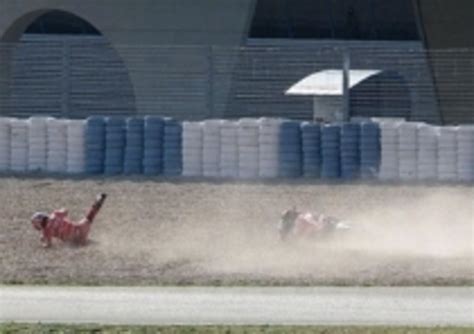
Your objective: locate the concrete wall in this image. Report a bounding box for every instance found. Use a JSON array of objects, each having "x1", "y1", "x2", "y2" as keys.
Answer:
[
  {"x1": 0, "y1": 0, "x2": 257, "y2": 118},
  {"x1": 414, "y1": 0, "x2": 474, "y2": 124},
  {"x1": 0, "y1": 0, "x2": 256, "y2": 44}
]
